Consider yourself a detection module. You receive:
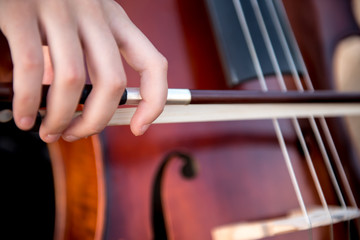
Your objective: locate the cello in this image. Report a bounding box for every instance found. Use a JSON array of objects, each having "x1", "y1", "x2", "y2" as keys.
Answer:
[
  {"x1": 99, "y1": 0, "x2": 360, "y2": 239},
  {"x1": 1, "y1": 0, "x2": 360, "y2": 239}
]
